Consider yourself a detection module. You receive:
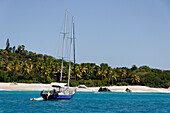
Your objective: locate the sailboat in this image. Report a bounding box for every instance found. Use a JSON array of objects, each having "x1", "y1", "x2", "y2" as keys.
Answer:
[{"x1": 41, "y1": 10, "x2": 76, "y2": 101}]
